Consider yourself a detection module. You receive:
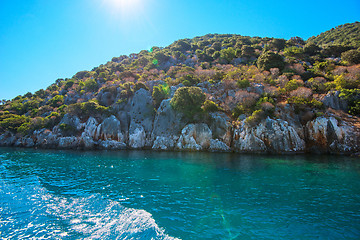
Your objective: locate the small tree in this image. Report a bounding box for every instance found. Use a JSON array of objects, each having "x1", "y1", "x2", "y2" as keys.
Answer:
[
  {"x1": 257, "y1": 52, "x2": 285, "y2": 71},
  {"x1": 341, "y1": 49, "x2": 360, "y2": 65},
  {"x1": 170, "y1": 87, "x2": 206, "y2": 118}
]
